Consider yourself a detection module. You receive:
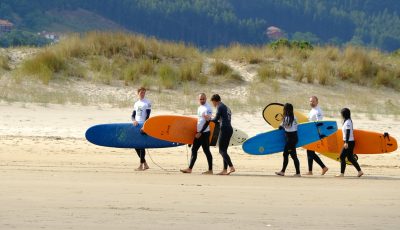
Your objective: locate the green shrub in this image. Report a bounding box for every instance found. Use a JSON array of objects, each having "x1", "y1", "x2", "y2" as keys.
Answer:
[
  {"x1": 179, "y1": 62, "x2": 202, "y2": 81},
  {"x1": 158, "y1": 64, "x2": 178, "y2": 89},
  {"x1": 0, "y1": 54, "x2": 11, "y2": 70},
  {"x1": 123, "y1": 64, "x2": 140, "y2": 85},
  {"x1": 21, "y1": 50, "x2": 66, "y2": 84},
  {"x1": 258, "y1": 64, "x2": 276, "y2": 82},
  {"x1": 210, "y1": 60, "x2": 232, "y2": 75}
]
